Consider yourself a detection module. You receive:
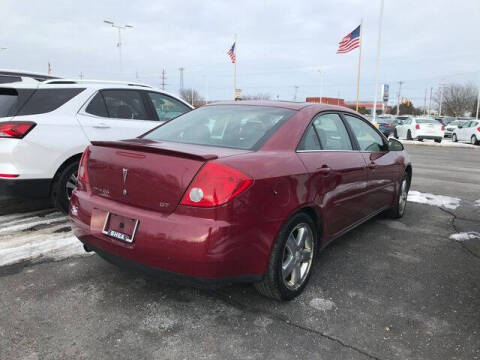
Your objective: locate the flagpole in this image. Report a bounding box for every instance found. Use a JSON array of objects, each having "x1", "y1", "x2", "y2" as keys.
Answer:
[
  {"x1": 355, "y1": 19, "x2": 363, "y2": 112},
  {"x1": 372, "y1": 0, "x2": 384, "y2": 121},
  {"x1": 233, "y1": 34, "x2": 237, "y2": 100}
]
